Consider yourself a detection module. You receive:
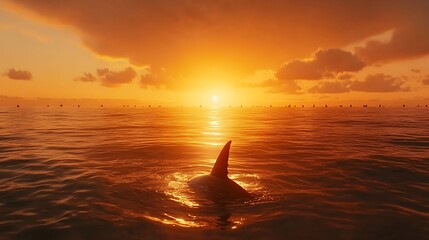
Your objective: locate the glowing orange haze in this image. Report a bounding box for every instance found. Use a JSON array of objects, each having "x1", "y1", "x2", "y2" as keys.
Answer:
[{"x1": 0, "y1": 0, "x2": 429, "y2": 106}]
